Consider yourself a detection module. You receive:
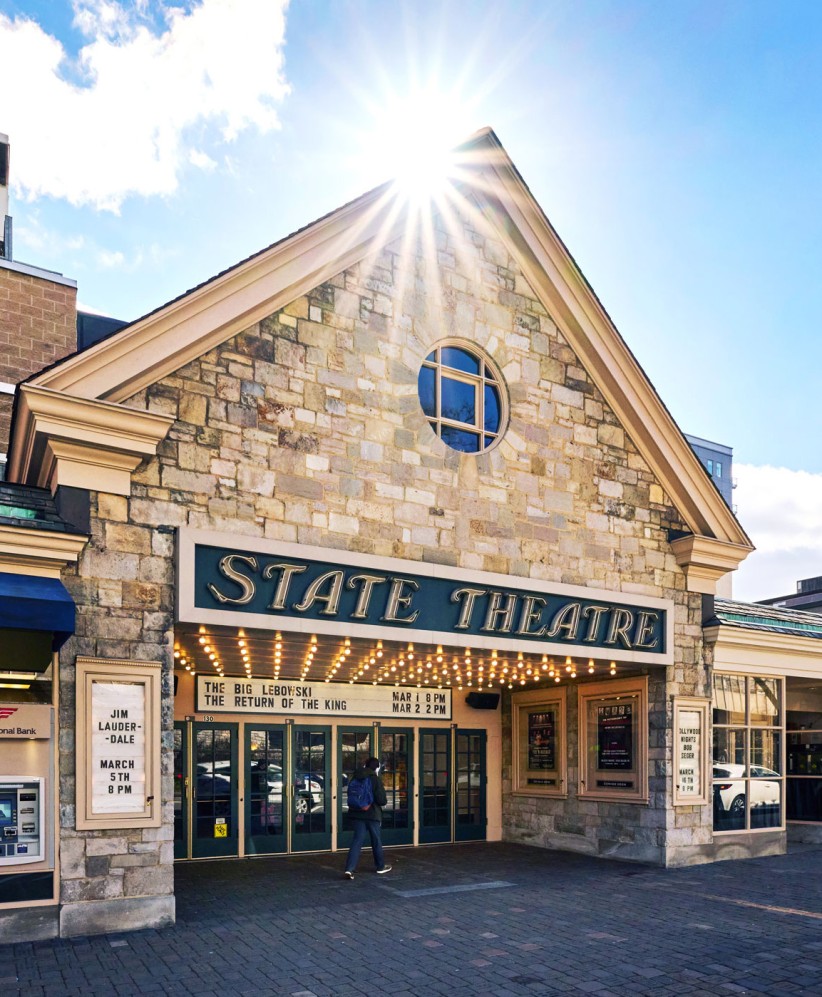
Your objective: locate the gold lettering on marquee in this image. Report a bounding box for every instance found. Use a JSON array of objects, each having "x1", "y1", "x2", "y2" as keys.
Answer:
[
  {"x1": 450, "y1": 587, "x2": 487, "y2": 629},
  {"x1": 517, "y1": 595, "x2": 547, "y2": 635},
  {"x1": 582, "y1": 605, "x2": 610, "y2": 643},
  {"x1": 545, "y1": 602, "x2": 582, "y2": 640},
  {"x1": 293, "y1": 570, "x2": 345, "y2": 616},
  {"x1": 382, "y1": 578, "x2": 420, "y2": 624},
  {"x1": 347, "y1": 573, "x2": 388, "y2": 618},
  {"x1": 481, "y1": 591, "x2": 518, "y2": 633},
  {"x1": 606, "y1": 608, "x2": 635, "y2": 647},
  {"x1": 262, "y1": 562, "x2": 307, "y2": 610},
  {"x1": 208, "y1": 554, "x2": 258, "y2": 605},
  {"x1": 634, "y1": 610, "x2": 660, "y2": 649}
]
